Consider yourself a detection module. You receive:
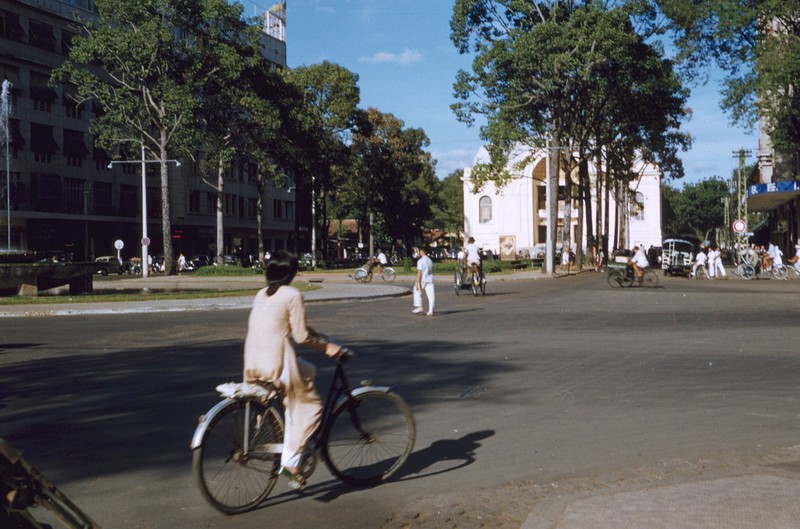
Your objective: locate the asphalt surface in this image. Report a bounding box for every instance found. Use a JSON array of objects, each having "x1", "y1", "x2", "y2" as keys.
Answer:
[{"x1": 3, "y1": 267, "x2": 796, "y2": 529}]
